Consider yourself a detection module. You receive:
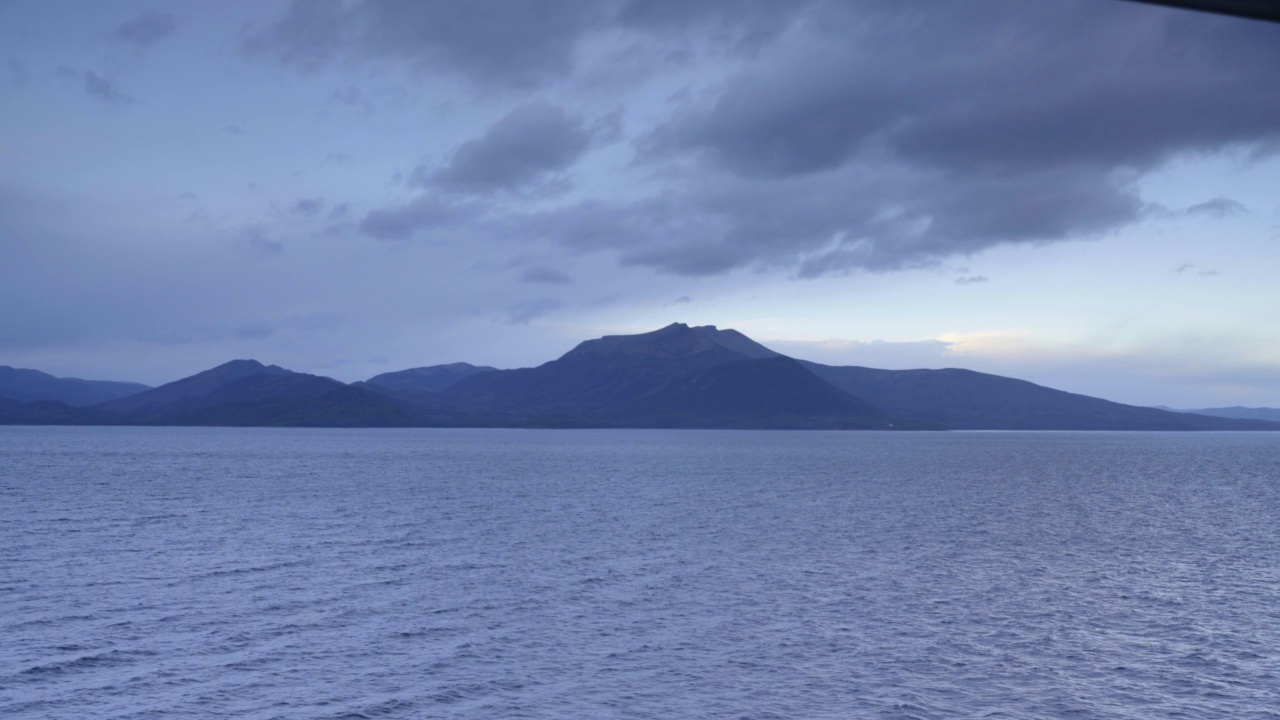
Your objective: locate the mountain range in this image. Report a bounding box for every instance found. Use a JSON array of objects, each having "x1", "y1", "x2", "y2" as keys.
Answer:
[
  {"x1": 1159, "y1": 406, "x2": 1280, "y2": 424},
  {"x1": 2, "y1": 323, "x2": 1277, "y2": 431}
]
